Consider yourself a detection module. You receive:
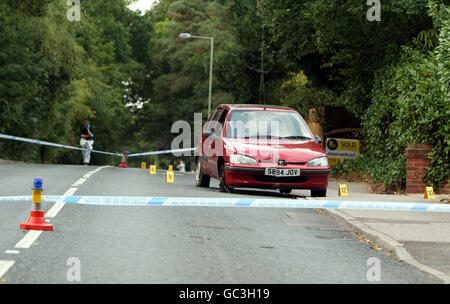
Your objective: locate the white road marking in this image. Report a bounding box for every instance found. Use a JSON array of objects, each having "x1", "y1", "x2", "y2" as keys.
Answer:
[
  {"x1": 45, "y1": 187, "x2": 77, "y2": 218},
  {"x1": 3, "y1": 166, "x2": 108, "y2": 279},
  {"x1": 15, "y1": 231, "x2": 42, "y2": 249},
  {"x1": 72, "y1": 178, "x2": 87, "y2": 187},
  {"x1": 0, "y1": 260, "x2": 15, "y2": 278},
  {"x1": 47, "y1": 167, "x2": 107, "y2": 218}
]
